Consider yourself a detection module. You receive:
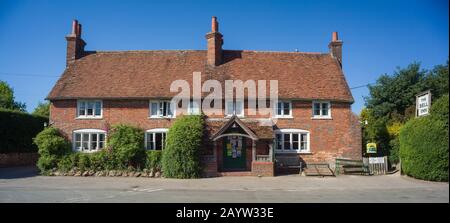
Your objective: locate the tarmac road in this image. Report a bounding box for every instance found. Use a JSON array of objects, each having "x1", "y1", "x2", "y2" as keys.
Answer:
[{"x1": 0, "y1": 166, "x2": 448, "y2": 203}]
